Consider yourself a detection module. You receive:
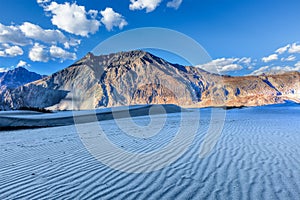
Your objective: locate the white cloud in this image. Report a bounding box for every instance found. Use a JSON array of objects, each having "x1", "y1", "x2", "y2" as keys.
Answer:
[
  {"x1": 167, "y1": 0, "x2": 183, "y2": 10},
  {"x1": 37, "y1": 0, "x2": 50, "y2": 3},
  {"x1": 17, "y1": 60, "x2": 27, "y2": 67},
  {"x1": 0, "y1": 23, "x2": 30, "y2": 46},
  {"x1": 295, "y1": 61, "x2": 300, "y2": 68},
  {"x1": 4, "y1": 46, "x2": 23, "y2": 57},
  {"x1": 129, "y1": 0, "x2": 162, "y2": 12},
  {"x1": 50, "y1": 45, "x2": 76, "y2": 61},
  {"x1": 29, "y1": 43, "x2": 77, "y2": 62},
  {"x1": 29, "y1": 43, "x2": 49, "y2": 62},
  {"x1": 0, "y1": 68, "x2": 8, "y2": 73},
  {"x1": 19, "y1": 22, "x2": 79, "y2": 47},
  {"x1": 16, "y1": 60, "x2": 30, "y2": 68},
  {"x1": 1, "y1": 22, "x2": 80, "y2": 50},
  {"x1": 262, "y1": 54, "x2": 278, "y2": 63},
  {"x1": 250, "y1": 66, "x2": 269, "y2": 75},
  {"x1": 88, "y1": 10, "x2": 99, "y2": 19},
  {"x1": 1, "y1": 19, "x2": 80, "y2": 63},
  {"x1": 220, "y1": 64, "x2": 243, "y2": 72},
  {"x1": 288, "y1": 43, "x2": 300, "y2": 54},
  {"x1": 44, "y1": 2, "x2": 101, "y2": 37},
  {"x1": 281, "y1": 55, "x2": 296, "y2": 62},
  {"x1": 238, "y1": 57, "x2": 252, "y2": 65},
  {"x1": 274, "y1": 43, "x2": 300, "y2": 54},
  {"x1": 197, "y1": 57, "x2": 244, "y2": 73},
  {"x1": 100, "y1": 8, "x2": 128, "y2": 31},
  {"x1": 0, "y1": 44, "x2": 23, "y2": 57},
  {"x1": 275, "y1": 44, "x2": 290, "y2": 54},
  {"x1": 270, "y1": 65, "x2": 300, "y2": 73},
  {"x1": 250, "y1": 65, "x2": 300, "y2": 75},
  {"x1": 63, "y1": 38, "x2": 81, "y2": 49}
]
